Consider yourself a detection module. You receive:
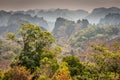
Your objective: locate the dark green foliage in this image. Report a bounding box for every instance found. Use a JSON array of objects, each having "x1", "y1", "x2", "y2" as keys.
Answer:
[
  {"x1": 9, "y1": 24, "x2": 61, "y2": 80},
  {"x1": 62, "y1": 55, "x2": 84, "y2": 76},
  {"x1": 11, "y1": 24, "x2": 55, "y2": 73}
]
